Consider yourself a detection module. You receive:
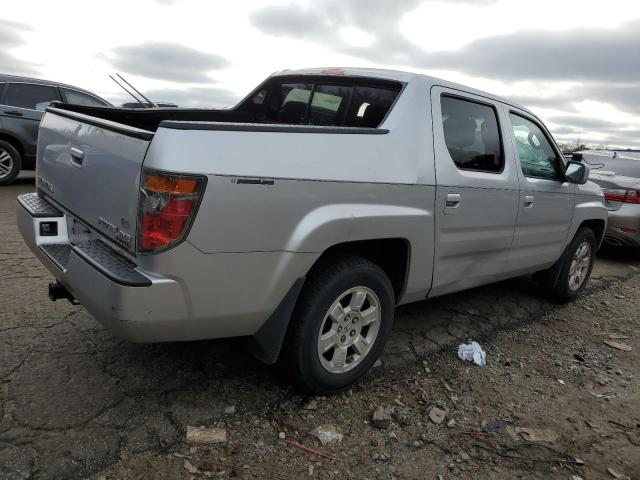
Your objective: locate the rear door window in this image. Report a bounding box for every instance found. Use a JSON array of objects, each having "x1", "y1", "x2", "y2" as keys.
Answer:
[
  {"x1": 441, "y1": 95, "x2": 504, "y2": 173},
  {"x1": 61, "y1": 88, "x2": 108, "y2": 107},
  {"x1": 4, "y1": 83, "x2": 61, "y2": 111}
]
